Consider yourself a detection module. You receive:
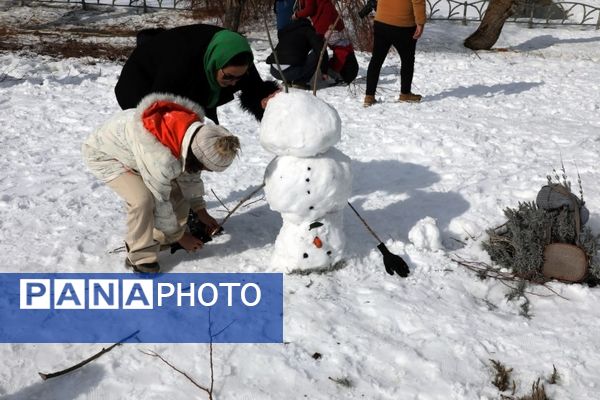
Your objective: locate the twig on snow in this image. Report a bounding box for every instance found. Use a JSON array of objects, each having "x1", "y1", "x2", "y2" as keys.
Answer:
[
  {"x1": 38, "y1": 330, "x2": 140, "y2": 380},
  {"x1": 140, "y1": 349, "x2": 213, "y2": 399},
  {"x1": 451, "y1": 255, "x2": 569, "y2": 300},
  {"x1": 141, "y1": 309, "x2": 220, "y2": 399}
]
